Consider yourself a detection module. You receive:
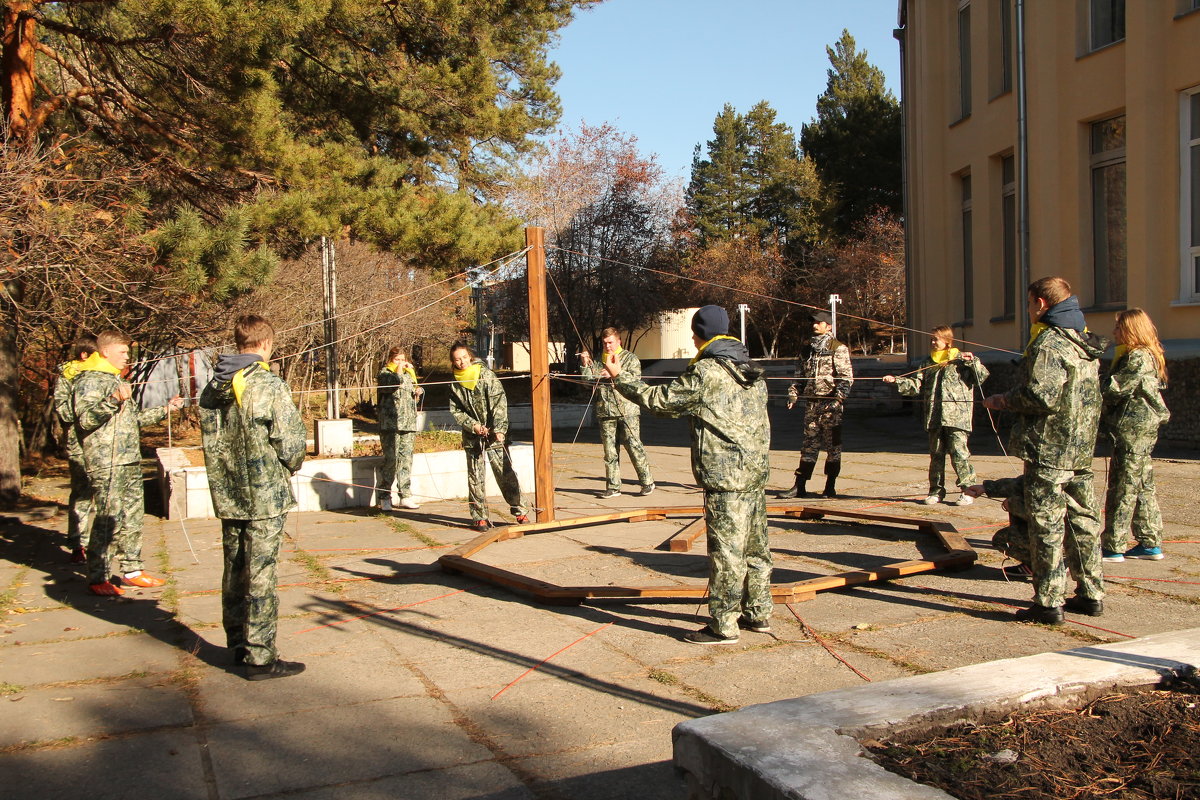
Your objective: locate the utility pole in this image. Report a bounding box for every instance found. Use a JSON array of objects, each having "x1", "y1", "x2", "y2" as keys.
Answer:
[
  {"x1": 525, "y1": 228, "x2": 554, "y2": 523},
  {"x1": 829, "y1": 294, "x2": 842, "y2": 340},
  {"x1": 321, "y1": 236, "x2": 340, "y2": 419},
  {"x1": 736, "y1": 303, "x2": 749, "y2": 347}
]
